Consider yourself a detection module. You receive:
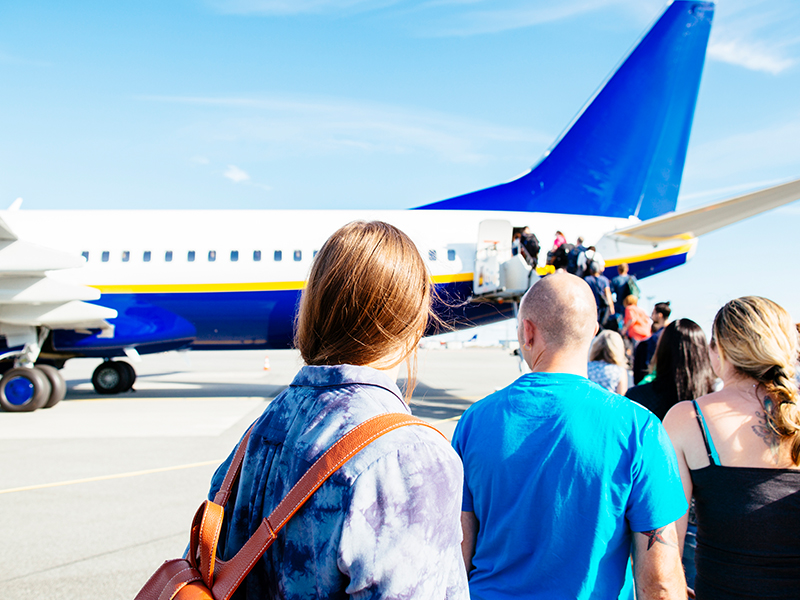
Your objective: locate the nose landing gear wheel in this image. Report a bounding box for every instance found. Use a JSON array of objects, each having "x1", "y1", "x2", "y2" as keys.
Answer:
[
  {"x1": 91, "y1": 361, "x2": 134, "y2": 395},
  {"x1": 0, "y1": 367, "x2": 53, "y2": 412}
]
